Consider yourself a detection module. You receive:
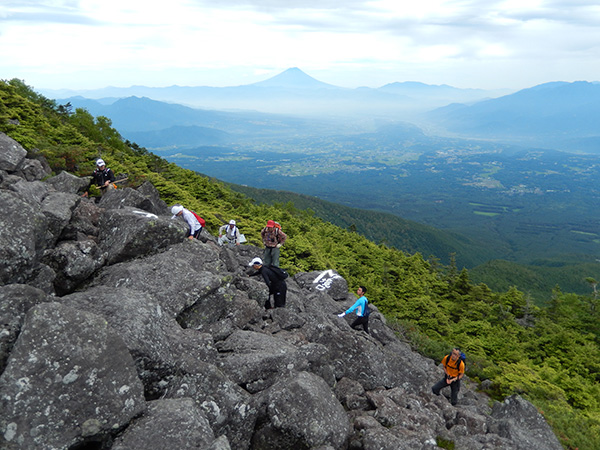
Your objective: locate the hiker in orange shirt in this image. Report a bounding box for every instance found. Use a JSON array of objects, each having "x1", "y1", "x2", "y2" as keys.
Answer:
[{"x1": 432, "y1": 348, "x2": 465, "y2": 406}]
